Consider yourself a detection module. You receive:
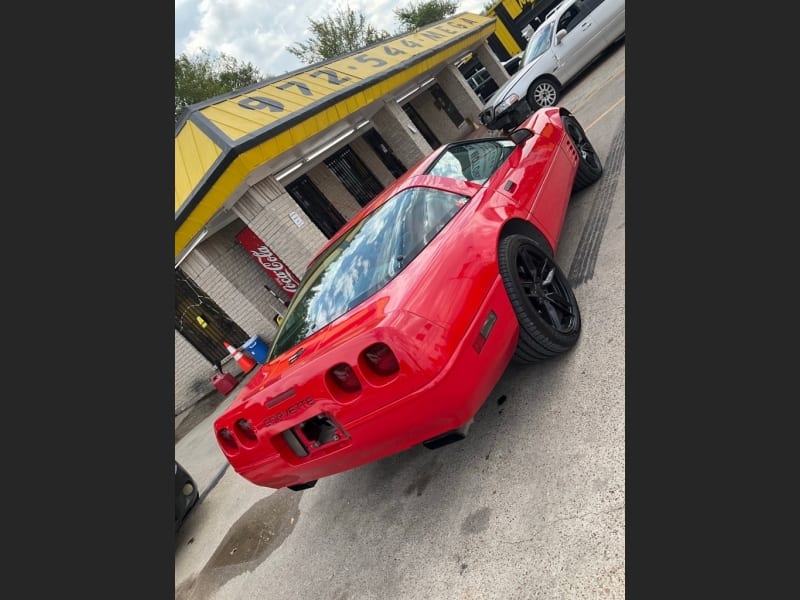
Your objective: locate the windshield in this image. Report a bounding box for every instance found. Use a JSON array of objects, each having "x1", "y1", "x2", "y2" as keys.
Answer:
[
  {"x1": 522, "y1": 22, "x2": 554, "y2": 66},
  {"x1": 268, "y1": 186, "x2": 468, "y2": 358}
]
